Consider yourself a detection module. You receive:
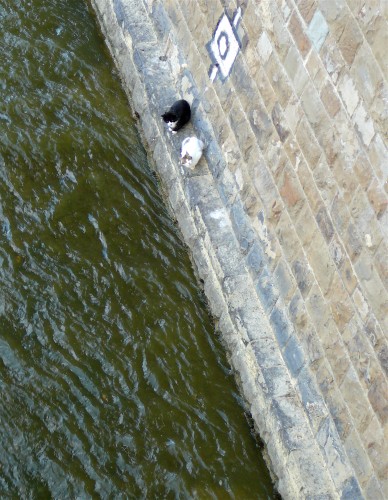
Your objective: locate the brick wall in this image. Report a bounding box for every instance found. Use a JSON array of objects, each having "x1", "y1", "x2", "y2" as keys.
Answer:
[{"x1": 91, "y1": 0, "x2": 387, "y2": 497}]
